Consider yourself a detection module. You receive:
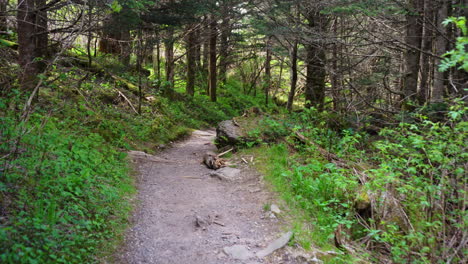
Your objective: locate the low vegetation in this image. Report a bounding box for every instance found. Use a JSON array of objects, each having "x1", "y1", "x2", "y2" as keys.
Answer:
[
  {"x1": 0, "y1": 53, "x2": 264, "y2": 262},
  {"x1": 241, "y1": 104, "x2": 467, "y2": 263}
]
